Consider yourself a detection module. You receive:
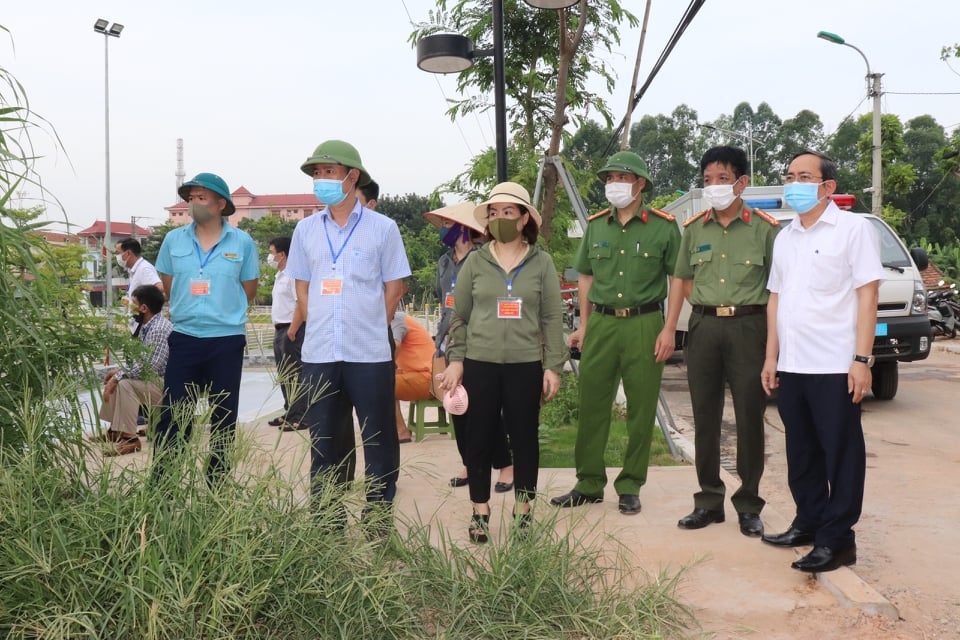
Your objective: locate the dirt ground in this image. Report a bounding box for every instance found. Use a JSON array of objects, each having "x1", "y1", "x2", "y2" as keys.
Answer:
[{"x1": 662, "y1": 343, "x2": 960, "y2": 640}]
